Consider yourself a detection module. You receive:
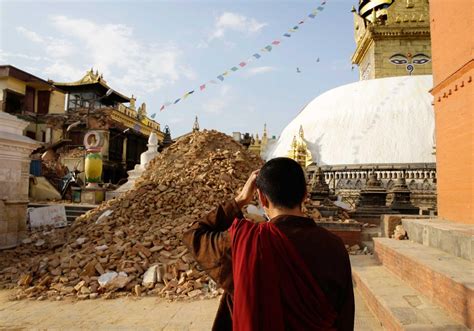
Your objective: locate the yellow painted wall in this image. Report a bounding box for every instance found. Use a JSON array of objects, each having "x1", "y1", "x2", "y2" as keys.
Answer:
[
  {"x1": 49, "y1": 90, "x2": 65, "y2": 114},
  {"x1": 373, "y1": 38, "x2": 432, "y2": 78},
  {"x1": 4, "y1": 77, "x2": 27, "y2": 95}
]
